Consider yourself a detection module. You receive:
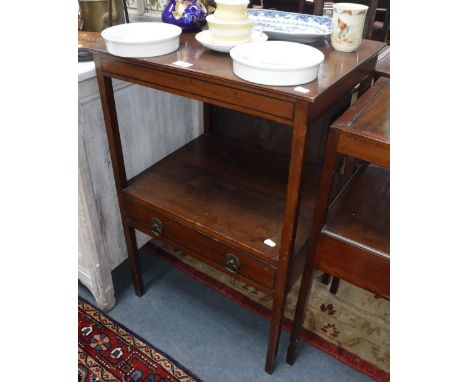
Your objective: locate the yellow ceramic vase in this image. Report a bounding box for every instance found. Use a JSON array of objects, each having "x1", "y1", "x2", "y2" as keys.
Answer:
[{"x1": 213, "y1": 0, "x2": 249, "y2": 21}]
